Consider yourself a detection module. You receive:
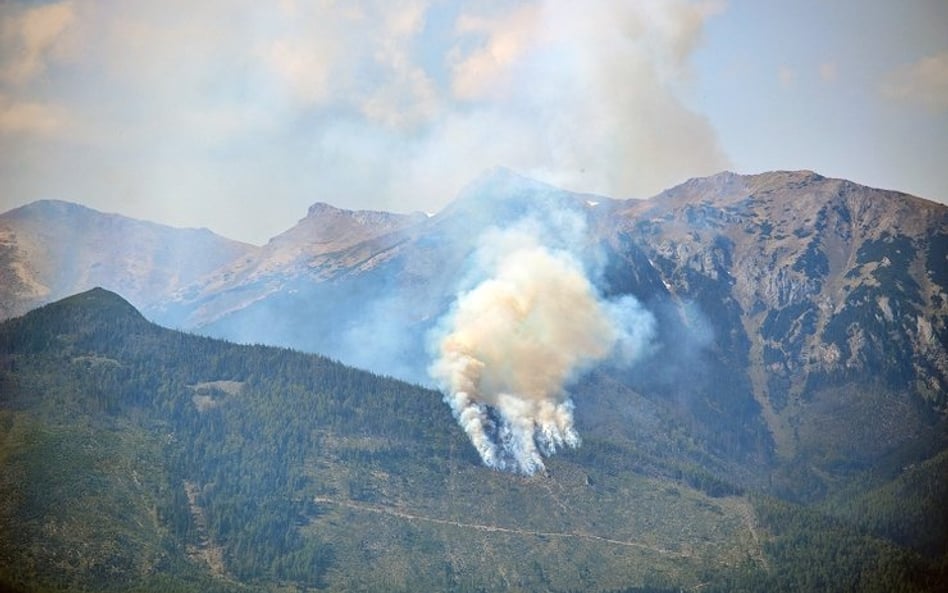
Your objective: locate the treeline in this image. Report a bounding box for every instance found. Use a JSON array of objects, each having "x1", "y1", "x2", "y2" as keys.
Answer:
[
  {"x1": 704, "y1": 496, "x2": 947, "y2": 593},
  {"x1": 823, "y1": 449, "x2": 948, "y2": 559}
]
